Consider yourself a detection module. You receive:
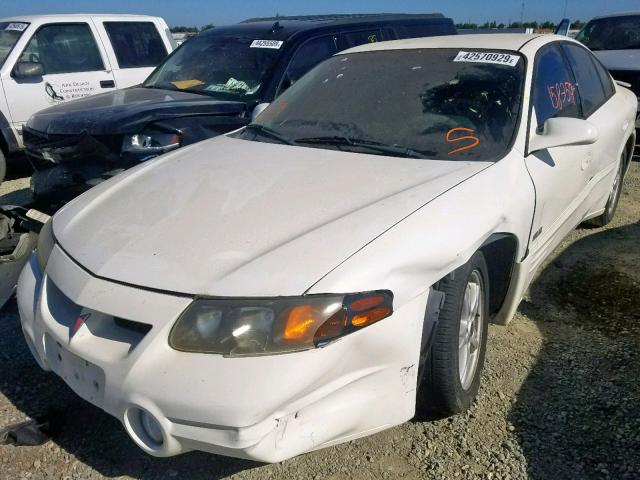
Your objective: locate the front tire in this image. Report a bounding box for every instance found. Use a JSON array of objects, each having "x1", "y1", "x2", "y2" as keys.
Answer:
[{"x1": 419, "y1": 251, "x2": 489, "y2": 415}]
